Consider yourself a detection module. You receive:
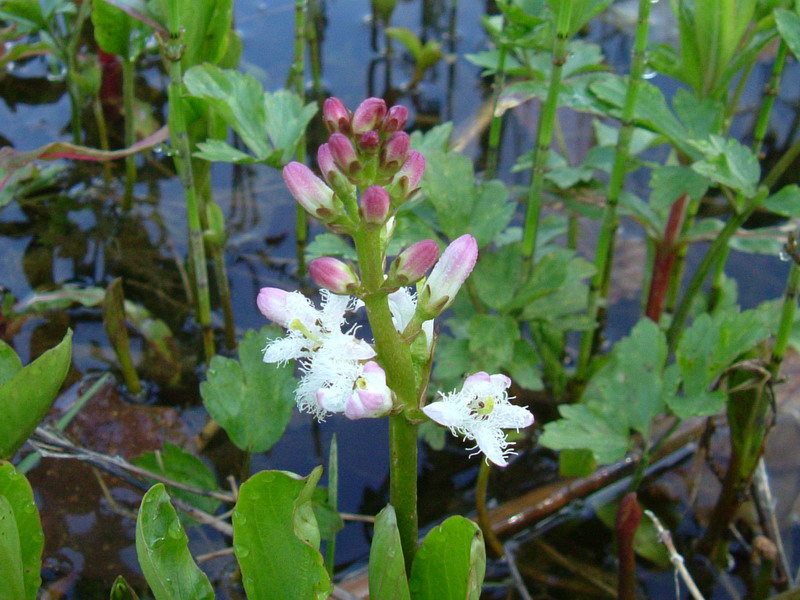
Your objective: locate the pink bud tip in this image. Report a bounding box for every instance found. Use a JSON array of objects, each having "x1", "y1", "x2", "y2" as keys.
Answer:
[
  {"x1": 308, "y1": 257, "x2": 360, "y2": 294},
  {"x1": 345, "y1": 361, "x2": 392, "y2": 420},
  {"x1": 328, "y1": 133, "x2": 360, "y2": 175},
  {"x1": 381, "y1": 131, "x2": 410, "y2": 171},
  {"x1": 352, "y1": 97, "x2": 388, "y2": 133},
  {"x1": 395, "y1": 150, "x2": 425, "y2": 193},
  {"x1": 282, "y1": 162, "x2": 336, "y2": 218},
  {"x1": 361, "y1": 185, "x2": 391, "y2": 225},
  {"x1": 358, "y1": 130, "x2": 381, "y2": 152},
  {"x1": 390, "y1": 239, "x2": 440, "y2": 284},
  {"x1": 421, "y1": 234, "x2": 478, "y2": 314},
  {"x1": 322, "y1": 97, "x2": 351, "y2": 134},
  {"x1": 382, "y1": 105, "x2": 409, "y2": 133},
  {"x1": 256, "y1": 287, "x2": 292, "y2": 327}
]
